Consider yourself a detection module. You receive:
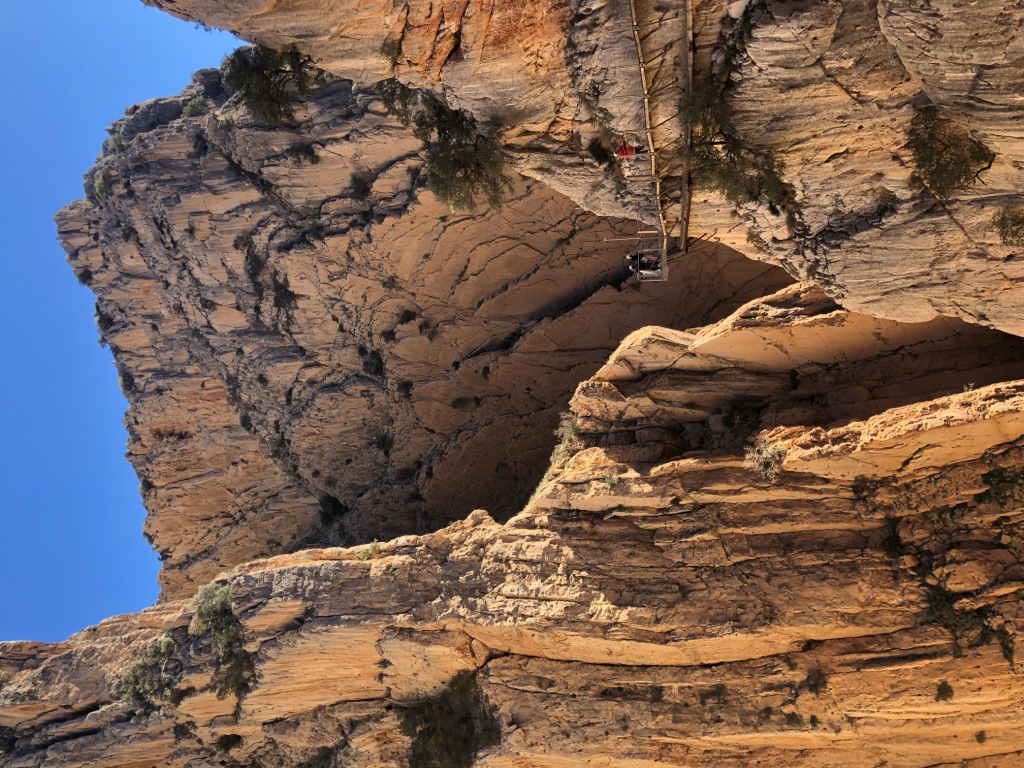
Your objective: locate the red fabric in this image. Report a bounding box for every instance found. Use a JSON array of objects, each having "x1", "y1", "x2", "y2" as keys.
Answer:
[{"x1": 615, "y1": 143, "x2": 636, "y2": 158}]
